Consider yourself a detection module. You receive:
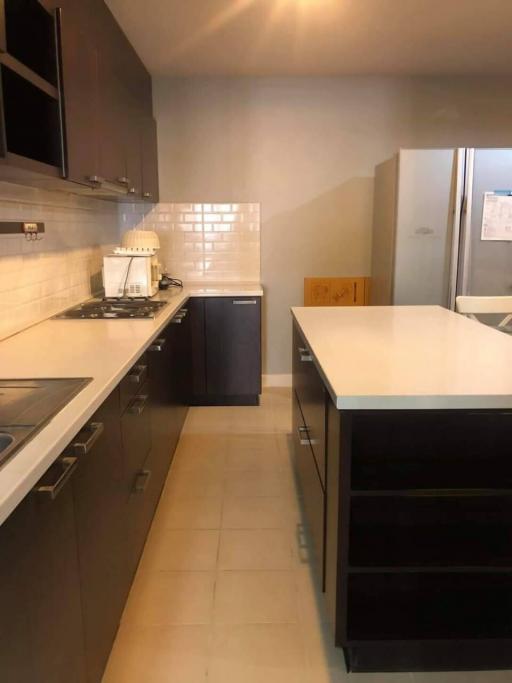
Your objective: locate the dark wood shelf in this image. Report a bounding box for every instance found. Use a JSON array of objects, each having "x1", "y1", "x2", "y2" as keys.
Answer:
[
  {"x1": 351, "y1": 488, "x2": 512, "y2": 497},
  {"x1": 349, "y1": 493, "x2": 512, "y2": 569},
  {"x1": 1, "y1": 65, "x2": 62, "y2": 169},
  {"x1": 349, "y1": 566, "x2": 512, "y2": 574},
  {"x1": 347, "y1": 572, "x2": 512, "y2": 642},
  {"x1": 5, "y1": 0, "x2": 58, "y2": 86},
  {"x1": 2, "y1": 151, "x2": 61, "y2": 175},
  {"x1": 350, "y1": 410, "x2": 512, "y2": 492},
  {"x1": 0, "y1": 53, "x2": 58, "y2": 99}
]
